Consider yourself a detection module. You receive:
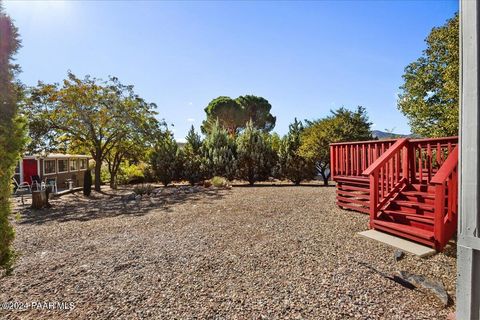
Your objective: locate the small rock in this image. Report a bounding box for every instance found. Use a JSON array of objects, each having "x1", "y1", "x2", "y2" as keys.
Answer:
[{"x1": 394, "y1": 250, "x2": 405, "y2": 262}]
